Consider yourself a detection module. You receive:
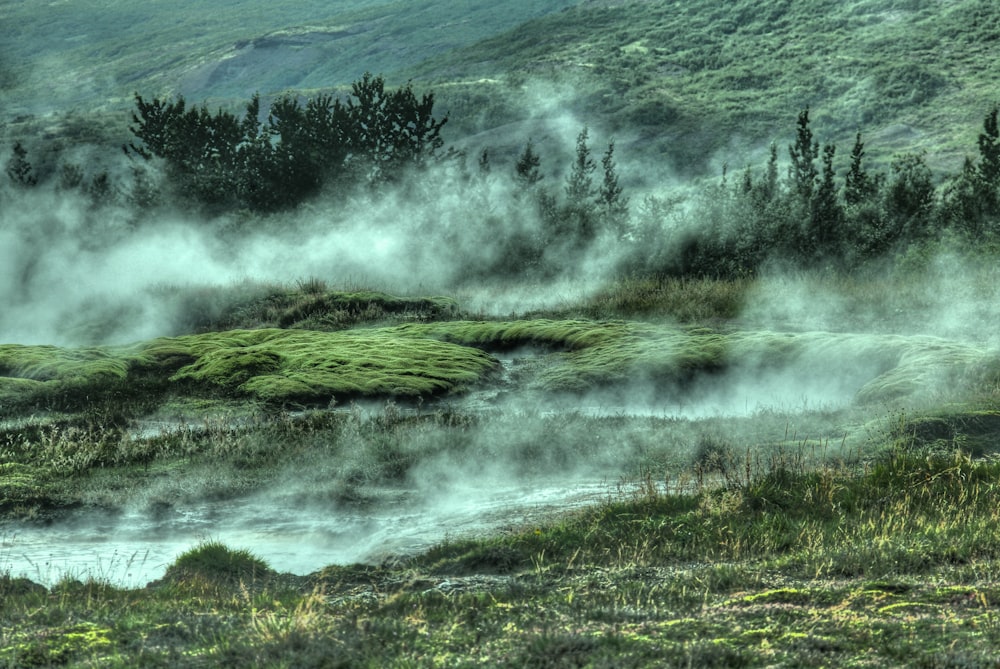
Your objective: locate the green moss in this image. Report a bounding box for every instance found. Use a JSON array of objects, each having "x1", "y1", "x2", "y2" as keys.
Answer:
[
  {"x1": 390, "y1": 320, "x2": 1000, "y2": 399},
  {"x1": 0, "y1": 462, "x2": 54, "y2": 509},
  {"x1": 1, "y1": 622, "x2": 112, "y2": 666},
  {"x1": 0, "y1": 343, "x2": 133, "y2": 383},
  {"x1": 144, "y1": 328, "x2": 499, "y2": 402},
  {"x1": 163, "y1": 541, "x2": 273, "y2": 585},
  {"x1": 888, "y1": 410, "x2": 1000, "y2": 456},
  {"x1": 2, "y1": 319, "x2": 996, "y2": 414},
  {"x1": 275, "y1": 290, "x2": 459, "y2": 329}
]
